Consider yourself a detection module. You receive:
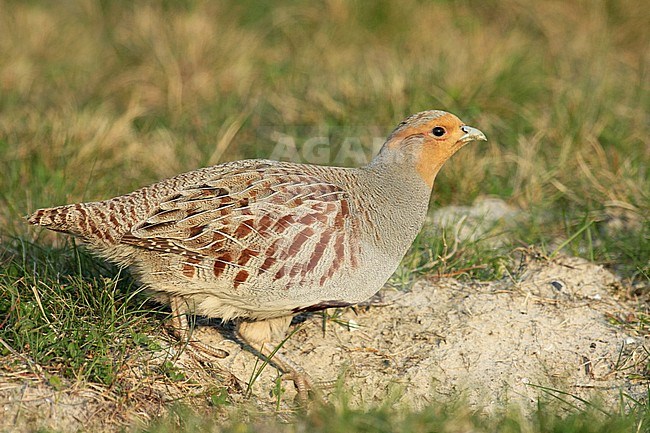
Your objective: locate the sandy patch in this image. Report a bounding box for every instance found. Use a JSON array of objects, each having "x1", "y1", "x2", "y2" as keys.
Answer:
[{"x1": 203, "y1": 252, "x2": 646, "y2": 412}]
